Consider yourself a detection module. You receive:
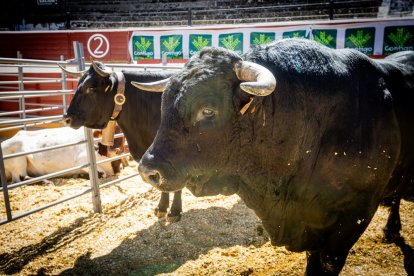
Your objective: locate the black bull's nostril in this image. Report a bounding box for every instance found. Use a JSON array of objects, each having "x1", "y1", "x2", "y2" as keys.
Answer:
[
  {"x1": 138, "y1": 163, "x2": 163, "y2": 188},
  {"x1": 62, "y1": 114, "x2": 72, "y2": 125}
]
